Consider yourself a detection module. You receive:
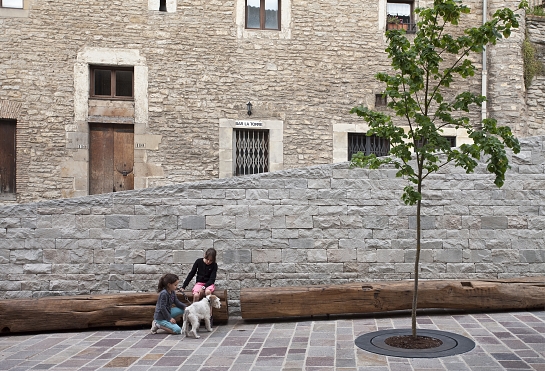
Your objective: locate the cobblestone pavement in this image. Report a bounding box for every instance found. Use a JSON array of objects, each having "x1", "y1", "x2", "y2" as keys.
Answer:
[{"x1": 0, "y1": 310, "x2": 544, "y2": 371}]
